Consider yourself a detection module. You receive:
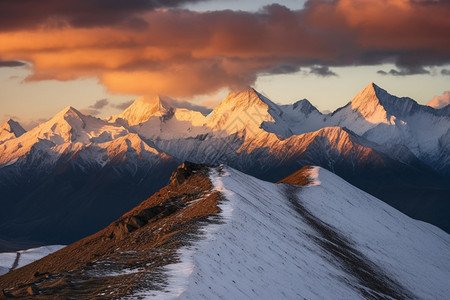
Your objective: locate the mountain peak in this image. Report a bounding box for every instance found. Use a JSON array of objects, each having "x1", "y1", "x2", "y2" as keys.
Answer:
[
  {"x1": 346, "y1": 82, "x2": 393, "y2": 121},
  {"x1": 115, "y1": 95, "x2": 174, "y2": 126},
  {"x1": 292, "y1": 99, "x2": 321, "y2": 115},
  {"x1": 214, "y1": 87, "x2": 276, "y2": 112},
  {"x1": 351, "y1": 82, "x2": 432, "y2": 120},
  {"x1": 1, "y1": 119, "x2": 26, "y2": 136},
  {"x1": 0, "y1": 119, "x2": 26, "y2": 143},
  {"x1": 207, "y1": 88, "x2": 279, "y2": 134},
  {"x1": 54, "y1": 106, "x2": 84, "y2": 120}
]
